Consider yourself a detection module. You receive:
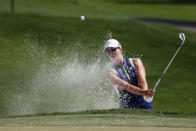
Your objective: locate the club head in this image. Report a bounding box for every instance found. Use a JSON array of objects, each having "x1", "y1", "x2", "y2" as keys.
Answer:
[{"x1": 179, "y1": 33, "x2": 185, "y2": 42}]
